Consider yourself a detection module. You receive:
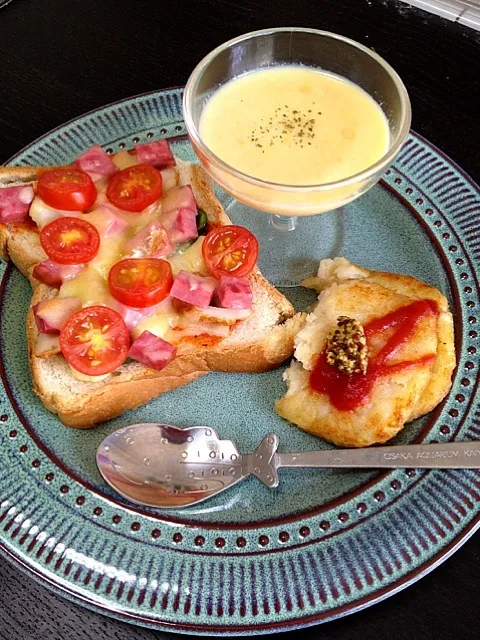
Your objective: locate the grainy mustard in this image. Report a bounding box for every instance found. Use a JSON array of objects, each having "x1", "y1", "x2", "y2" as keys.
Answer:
[{"x1": 326, "y1": 316, "x2": 368, "y2": 375}]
